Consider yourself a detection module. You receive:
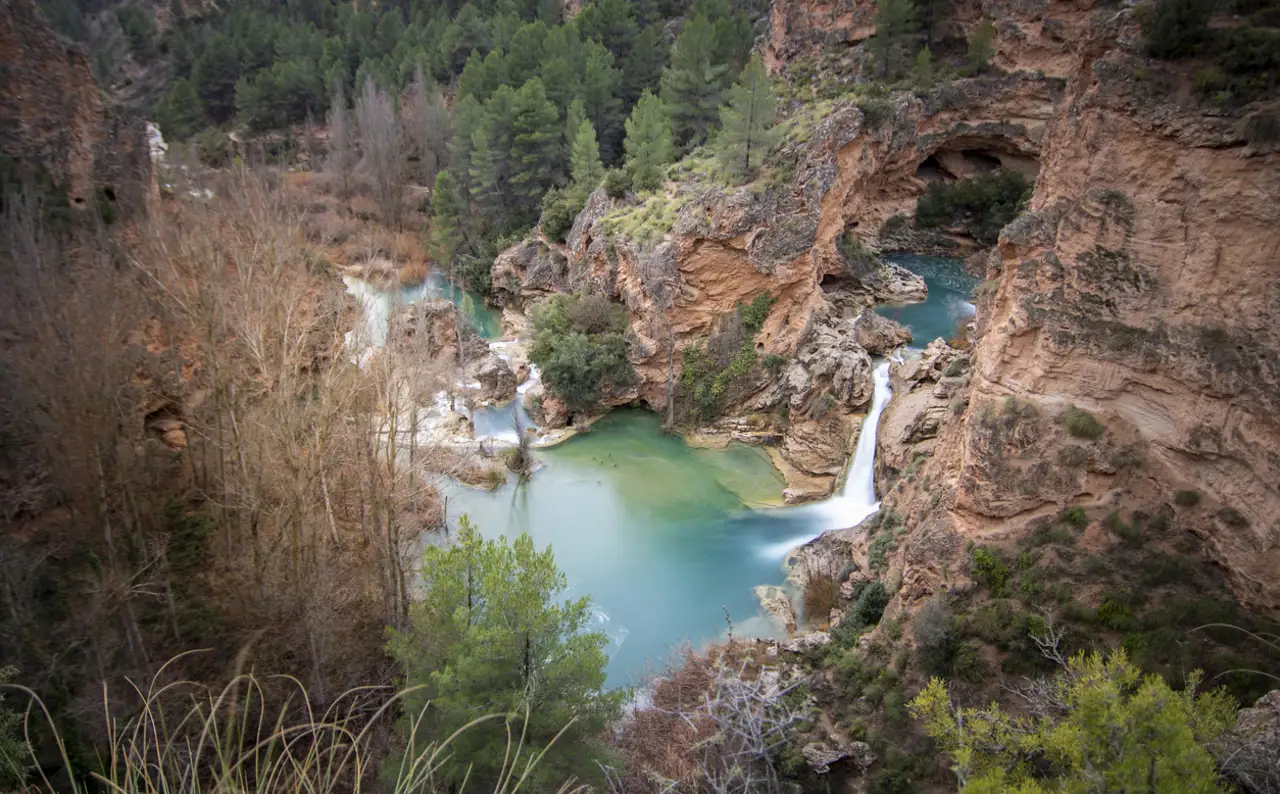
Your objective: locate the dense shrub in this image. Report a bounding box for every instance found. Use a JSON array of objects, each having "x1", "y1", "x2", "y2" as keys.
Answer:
[
  {"x1": 1058, "y1": 506, "x2": 1089, "y2": 530},
  {"x1": 1175, "y1": 489, "x2": 1202, "y2": 507},
  {"x1": 914, "y1": 169, "x2": 1031, "y2": 245},
  {"x1": 913, "y1": 597, "x2": 955, "y2": 675},
  {"x1": 853, "y1": 580, "x2": 889, "y2": 627},
  {"x1": 603, "y1": 168, "x2": 631, "y2": 199},
  {"x1": 971, "y1": 546, "x2": 1009, "y2": 595},
  {"x1": 539, "y1": 187, "x2": 586, "y2": 243},
  {"x1": 1142, "y1": 0, "x2": 1213, "y2": 58},
  {"x1": 1062, "y1": 405, "x2": 1105, "y2": 439},
  {"x1": 529, "y1": 293, "x2": 634, "y2": 413}
]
